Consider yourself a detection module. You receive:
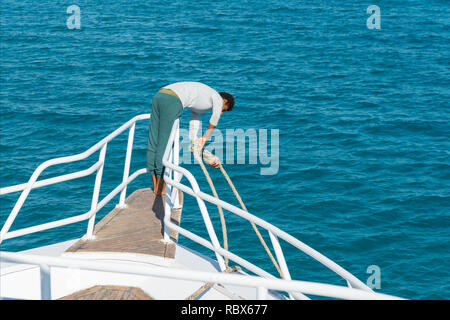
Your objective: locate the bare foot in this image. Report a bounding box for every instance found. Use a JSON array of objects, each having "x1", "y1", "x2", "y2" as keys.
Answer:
[
  {"x1": 151, "y1": 175, "x2": 157, "y2": 194},
  {"x1": 155, "y1": 177, "x2": 166, "y2": 196}
]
